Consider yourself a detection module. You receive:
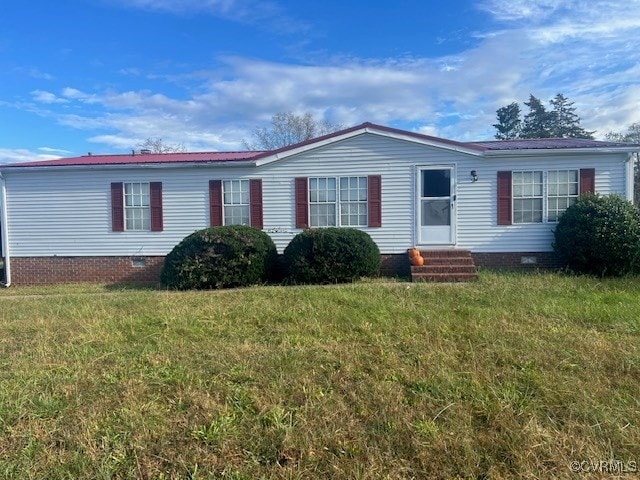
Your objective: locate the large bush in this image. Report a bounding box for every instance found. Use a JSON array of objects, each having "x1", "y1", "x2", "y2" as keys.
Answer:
[
  {"x1": 283, "y1": 228, "x2": 380, "y2": 284},
  {"x1": 161, "y1": 225, "x2": 278, "y2": 289},
  {"x1": 553, "y1": 194, "x2": 640, "y2": 276}
]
